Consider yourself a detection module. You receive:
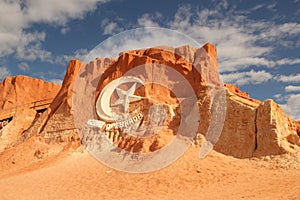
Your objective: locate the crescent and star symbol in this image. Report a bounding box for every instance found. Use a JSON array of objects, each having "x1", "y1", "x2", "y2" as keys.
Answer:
[
  {"x1": 112, "y1": 83, "x2": 142, "y2": 112},
  {"x1": 87, "y1": 76, "x2": 144, "y2": 130}
]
